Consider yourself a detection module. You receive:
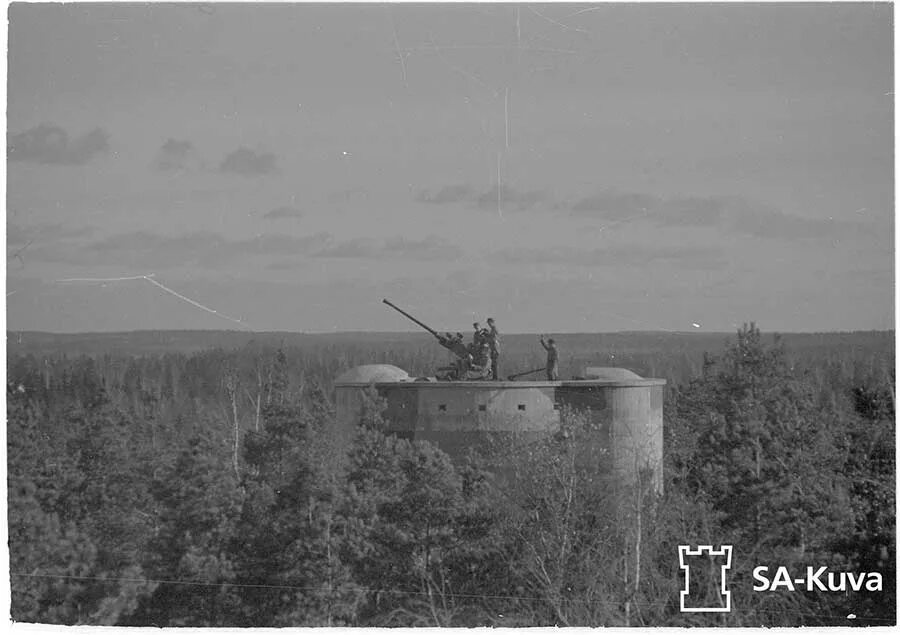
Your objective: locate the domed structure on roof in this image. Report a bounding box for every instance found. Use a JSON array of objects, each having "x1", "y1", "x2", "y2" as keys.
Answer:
[
  {"x1": 334, "y1": 364, "x2": 410, "y2": 385},
  {"x1": 581, "y1": 367, "x2": 644, "y2": 381}
]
